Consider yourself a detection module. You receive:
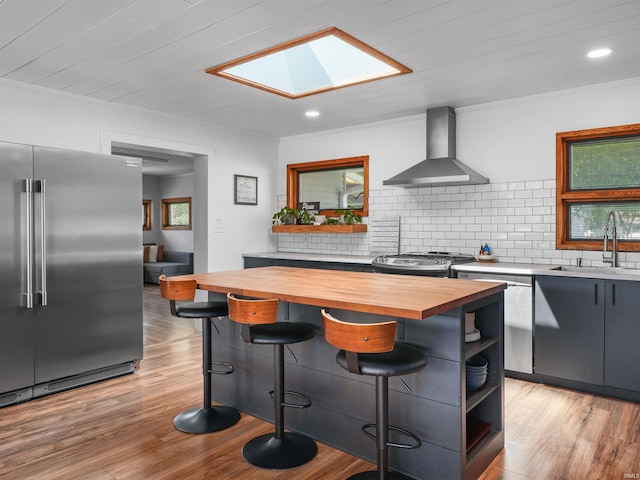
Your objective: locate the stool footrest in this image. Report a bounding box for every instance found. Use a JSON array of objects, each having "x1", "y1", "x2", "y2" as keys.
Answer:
[
  {"x1": 361, "y1": 423, "x2": 422, "y2": 449},
  {"x1": 268, "y1": 390, "x2": 312, "y2": 409},
  {"x1": 209, "y1": 361, "x2": 234, "y2": 376}
]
